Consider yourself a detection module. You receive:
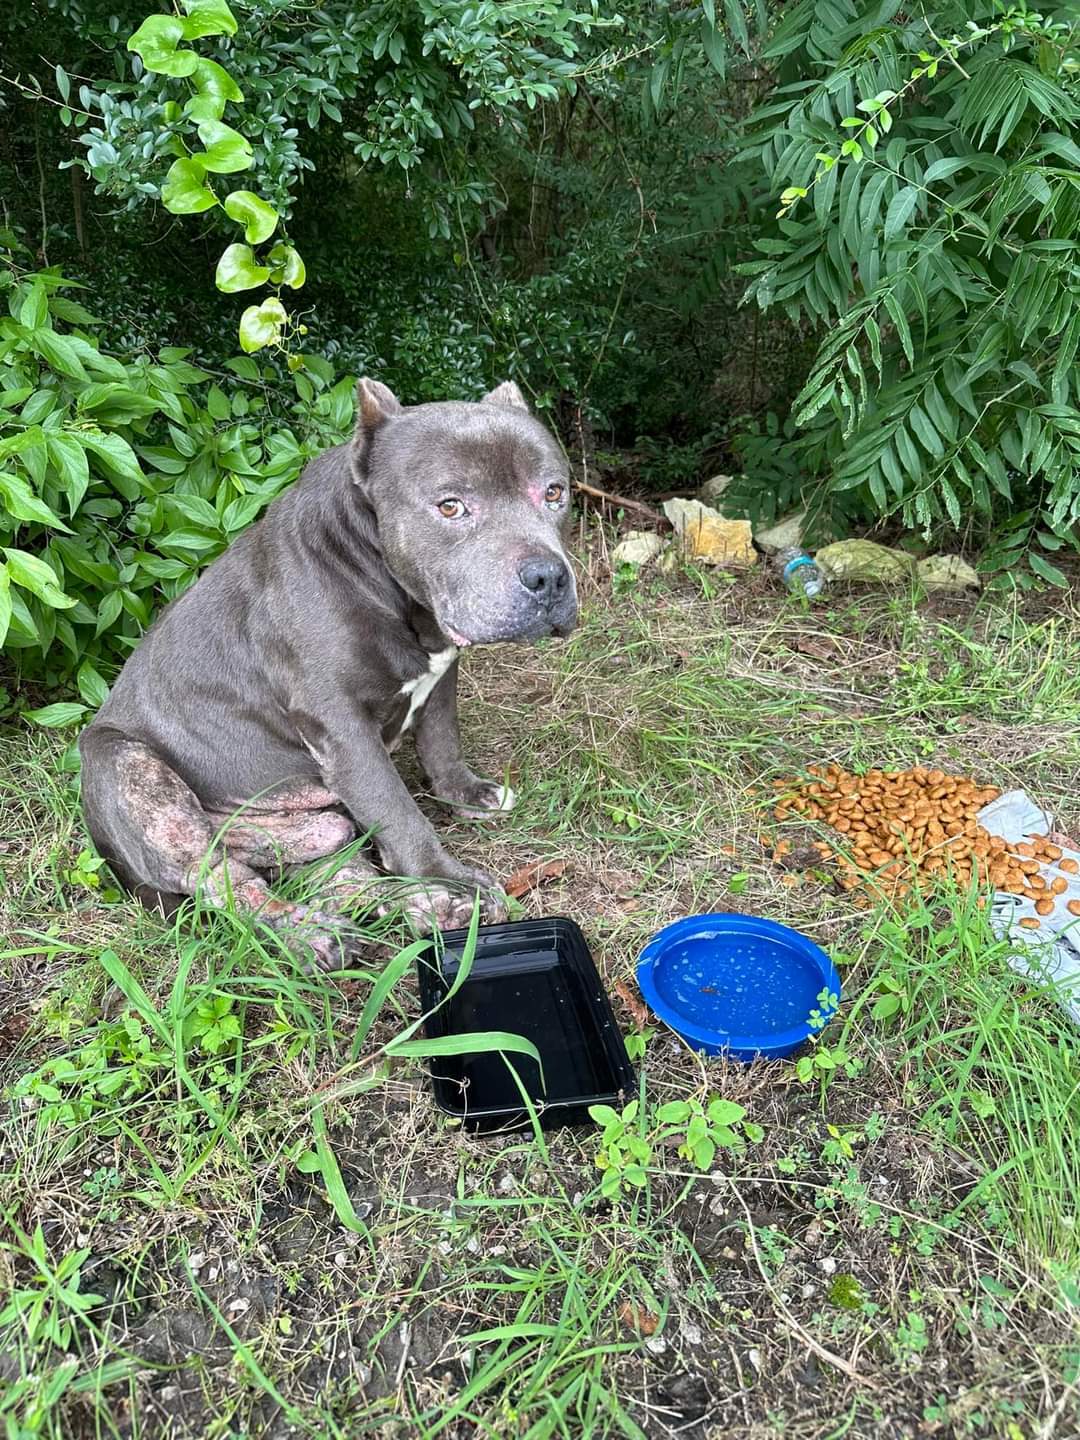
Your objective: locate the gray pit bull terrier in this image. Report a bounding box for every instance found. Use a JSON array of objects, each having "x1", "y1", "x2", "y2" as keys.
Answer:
[{"x1": 79, "y1": 377, "x2": 577, "y2": 965}]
